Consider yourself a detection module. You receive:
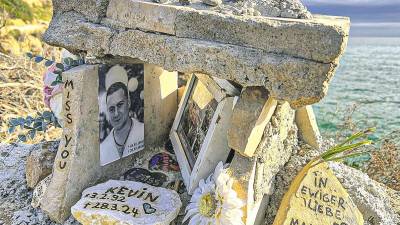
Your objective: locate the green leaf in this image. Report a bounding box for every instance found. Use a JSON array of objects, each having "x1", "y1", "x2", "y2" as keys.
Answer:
[
  {"x1": 63, "y1": 57, "x2": 73, "y2": 66},
  {"x1": 53, "y1": 70, "x2": 62, "y2": 75},
  {"x1": 322, "y1": 140, "x2": 372, "y2": 161},
  {"x1": 8, "y1": 126, "x2": 16, "y2": 134},
  {"x1": 25, "y1": 116, "x2": 34, "y2": 126},
  {"x1": 51, "y1": 81, "x2": 59, "y2": 86},
  {"x1": 18, "y1": 135, "x2": 27, "y2": 142},
  {"x1": 28, "y1": 129, "x2": 36, "y2": 139},
  {"x1": 42, "y1": 111, "x2": 53, "y2": 121},
  {"x1": 26, "y1": 52, "x2": 33, "y2": 59},
  {"x1": 9, "y1": 118, "x2": 19, "y2": 126},
  {"x1": 42, "y1": 121, "x2": 48, "y2": 132},
  {"x1": 45, "y1": 60, "x2": 54, "y2": 67},
  {"x1": 33, "y1": 120, "x2": 43, "y2": 130},
  {"x1": 34, "y1": 56, "x2": 44, "y2": 63},
  {"x1": 55, "y1": 63, "x2": 64, "y2": 71},
  {"x1": 18, "y1": 118, "x2": 25, "y2": 129},
  {"x1": 326, "y1": 152, "x2": 370, "y2": 163}
]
